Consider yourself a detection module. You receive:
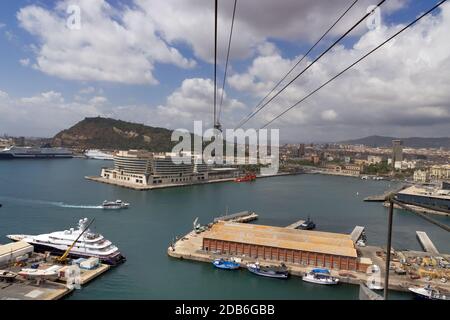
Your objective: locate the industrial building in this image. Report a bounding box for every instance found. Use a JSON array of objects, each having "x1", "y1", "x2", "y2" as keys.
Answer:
[
  {"x1": 202, "y1": 222, "x2": 371, "y2": 272},
  {"x1": 0, "y1": 241, "x2": 33, "y2": 267}
]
